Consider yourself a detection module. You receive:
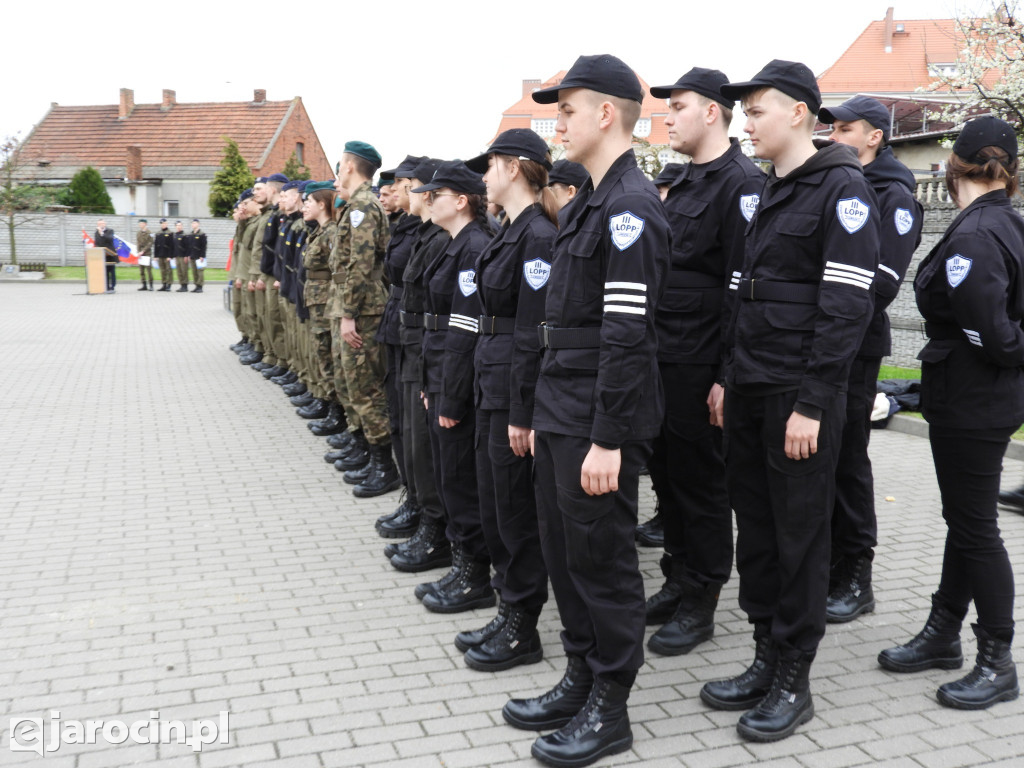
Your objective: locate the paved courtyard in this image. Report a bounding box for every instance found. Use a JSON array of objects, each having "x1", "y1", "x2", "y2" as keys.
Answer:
[{"x1": 0, "y1": 281, "x2": 1022, "y2": 768}]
